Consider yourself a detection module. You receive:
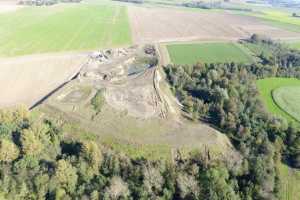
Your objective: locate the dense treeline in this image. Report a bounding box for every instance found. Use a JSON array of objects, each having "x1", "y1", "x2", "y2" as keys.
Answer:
[{"x1": 0, "y1": 108, "x2": 254, "y2": 200}]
